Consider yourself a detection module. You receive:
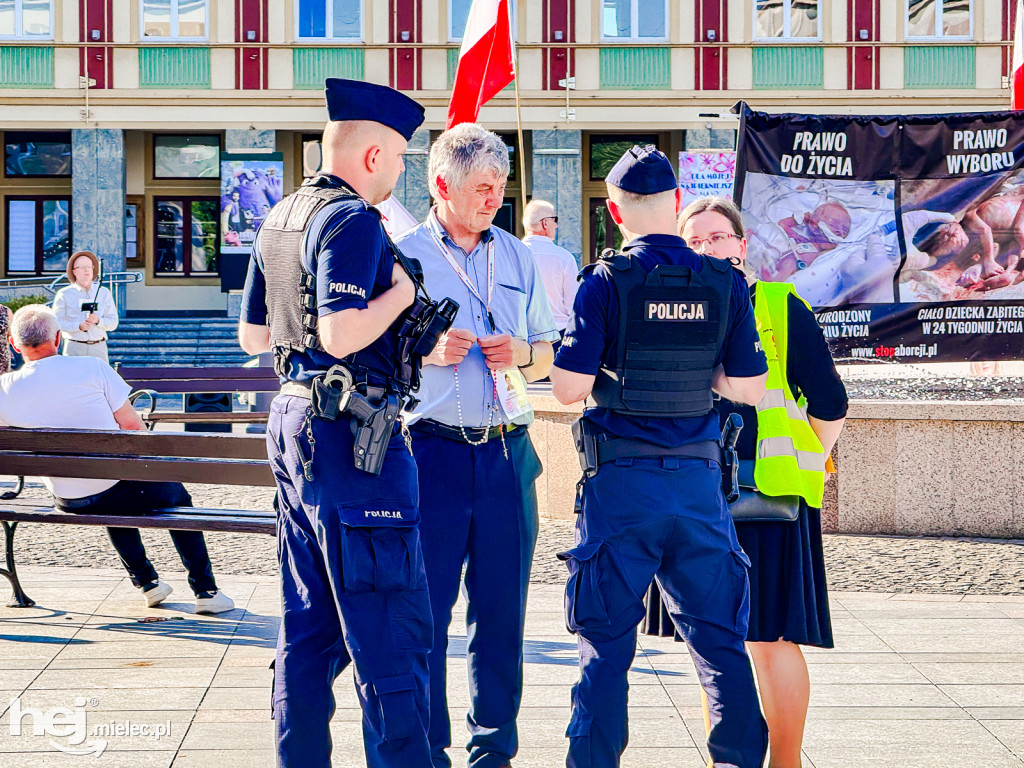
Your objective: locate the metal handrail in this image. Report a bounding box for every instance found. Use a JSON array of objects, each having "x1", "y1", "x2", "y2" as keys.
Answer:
[{"x1": 0, "y1": 271, "x2": 142, "y2": 295}]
